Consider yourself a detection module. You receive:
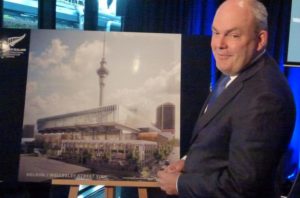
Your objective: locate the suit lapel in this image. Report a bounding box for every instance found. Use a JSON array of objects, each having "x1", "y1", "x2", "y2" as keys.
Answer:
[
  {"x1": 189, "y1": 53, "x2": 268, "y2": 144},
  {"x1": 190, "y1": 82, "x2": 243, "y2": 143}
]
